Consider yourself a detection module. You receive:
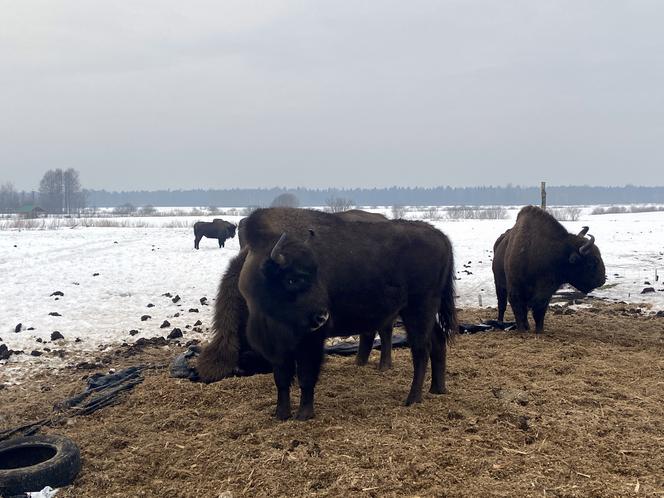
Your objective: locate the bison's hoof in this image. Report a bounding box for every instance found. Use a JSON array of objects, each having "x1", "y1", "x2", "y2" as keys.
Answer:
[
  {"x1": 404, "y1": 394, "x2": 423, "y2": 406},
  {"x1": 429, "y1": 385, "x2": 447, "y2": 395},
  {"x1": 295, "y1": 407, "x2": 315, "y2": 421},
  {"x1": 355, "y1": 357, "x2": 369, "y2": 367},
  {"x1": 378, "y1": 361, "x2": 393, "y2": 372},
  {"x1": 275, "y1": 407, "x2": 292, "y2": 421}
]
